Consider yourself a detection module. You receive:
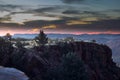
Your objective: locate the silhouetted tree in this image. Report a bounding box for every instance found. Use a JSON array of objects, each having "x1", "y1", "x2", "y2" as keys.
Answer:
[
  {"x1": 4, "y1": 33, "x2": 12, "y2": 41},
  {"x1": 35, "y1": 30, "x2": 48, "y2": 46}
]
